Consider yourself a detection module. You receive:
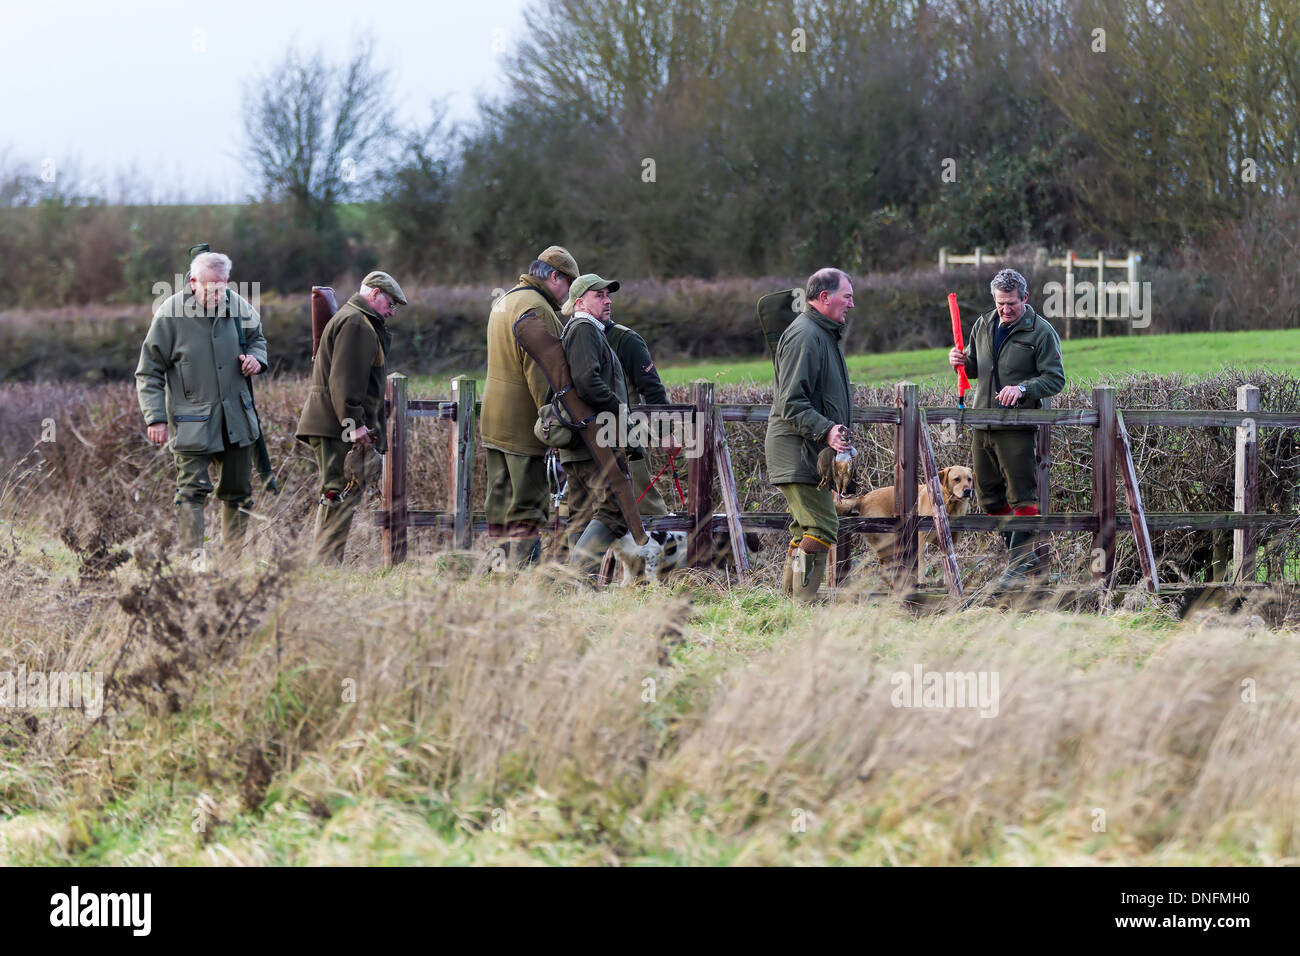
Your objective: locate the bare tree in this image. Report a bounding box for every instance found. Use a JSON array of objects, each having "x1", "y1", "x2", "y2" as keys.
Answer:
[{"x1": 243, "y1": 43, "x2": 394, "y2": 222}]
